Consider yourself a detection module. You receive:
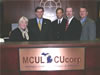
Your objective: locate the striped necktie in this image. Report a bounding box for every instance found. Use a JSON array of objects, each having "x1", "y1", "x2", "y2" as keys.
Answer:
[
  {"x1": 65, "y1": 20, "x2": 69, "y2": 31},
  {"x1": 38, "y1": 19, "x2": 41, "y2": 31}
]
